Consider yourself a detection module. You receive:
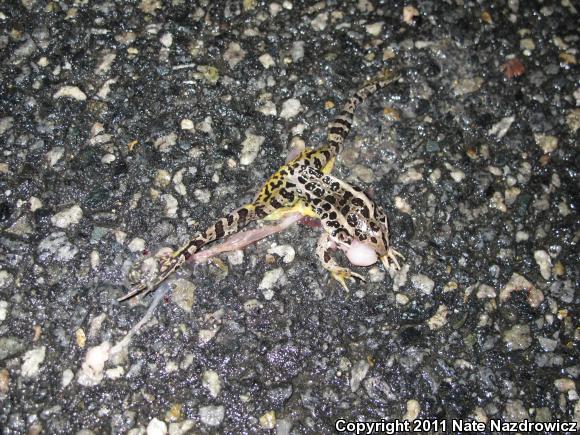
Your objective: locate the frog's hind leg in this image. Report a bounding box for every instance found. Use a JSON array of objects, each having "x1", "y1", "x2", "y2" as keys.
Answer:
[{"x1": 315, "y1": 232, "x2": 365, "y2": 290}]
